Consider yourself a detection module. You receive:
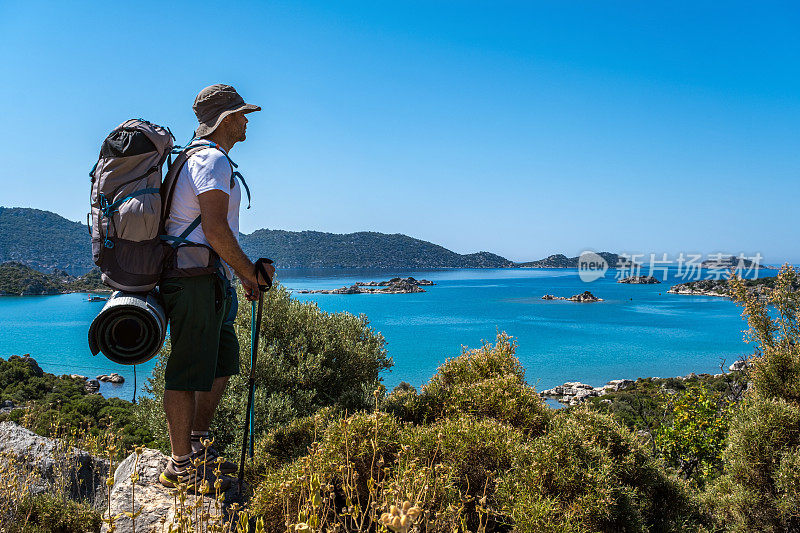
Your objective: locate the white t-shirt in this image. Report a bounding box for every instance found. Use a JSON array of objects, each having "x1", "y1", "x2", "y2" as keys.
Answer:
[{"x1": 165, "y1": 141, "x2": 241, "y2": 278}]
